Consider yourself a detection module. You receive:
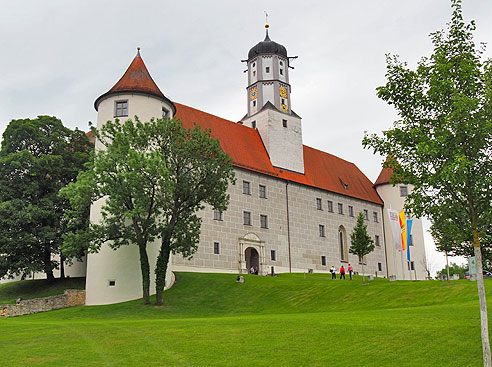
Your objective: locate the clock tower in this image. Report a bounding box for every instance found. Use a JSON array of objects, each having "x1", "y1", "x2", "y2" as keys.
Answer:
[{"x1": 241, "y1": 24, "x2": 304, "y2": 174}]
